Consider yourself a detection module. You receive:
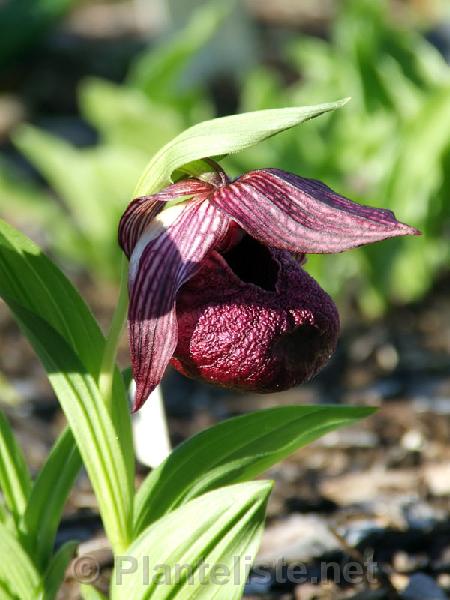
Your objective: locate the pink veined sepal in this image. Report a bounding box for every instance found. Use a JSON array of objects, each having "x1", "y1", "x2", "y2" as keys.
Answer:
[
  {"x1": 127, "y1": 199, "x2": 230, "y2": 411},
  {"x1": 209, "y1": 168, "x2": 420, "y2": 254},
  {"x1": 119, "y1": 179, "x2": 214, "y2": 258}
]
